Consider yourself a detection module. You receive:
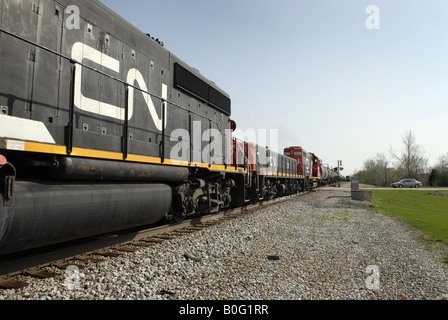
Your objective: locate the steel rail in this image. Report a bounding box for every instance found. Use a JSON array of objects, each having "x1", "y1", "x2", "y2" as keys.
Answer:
[{"x1": 0, "y1": 192, "x2": 310, "y2": 287}]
